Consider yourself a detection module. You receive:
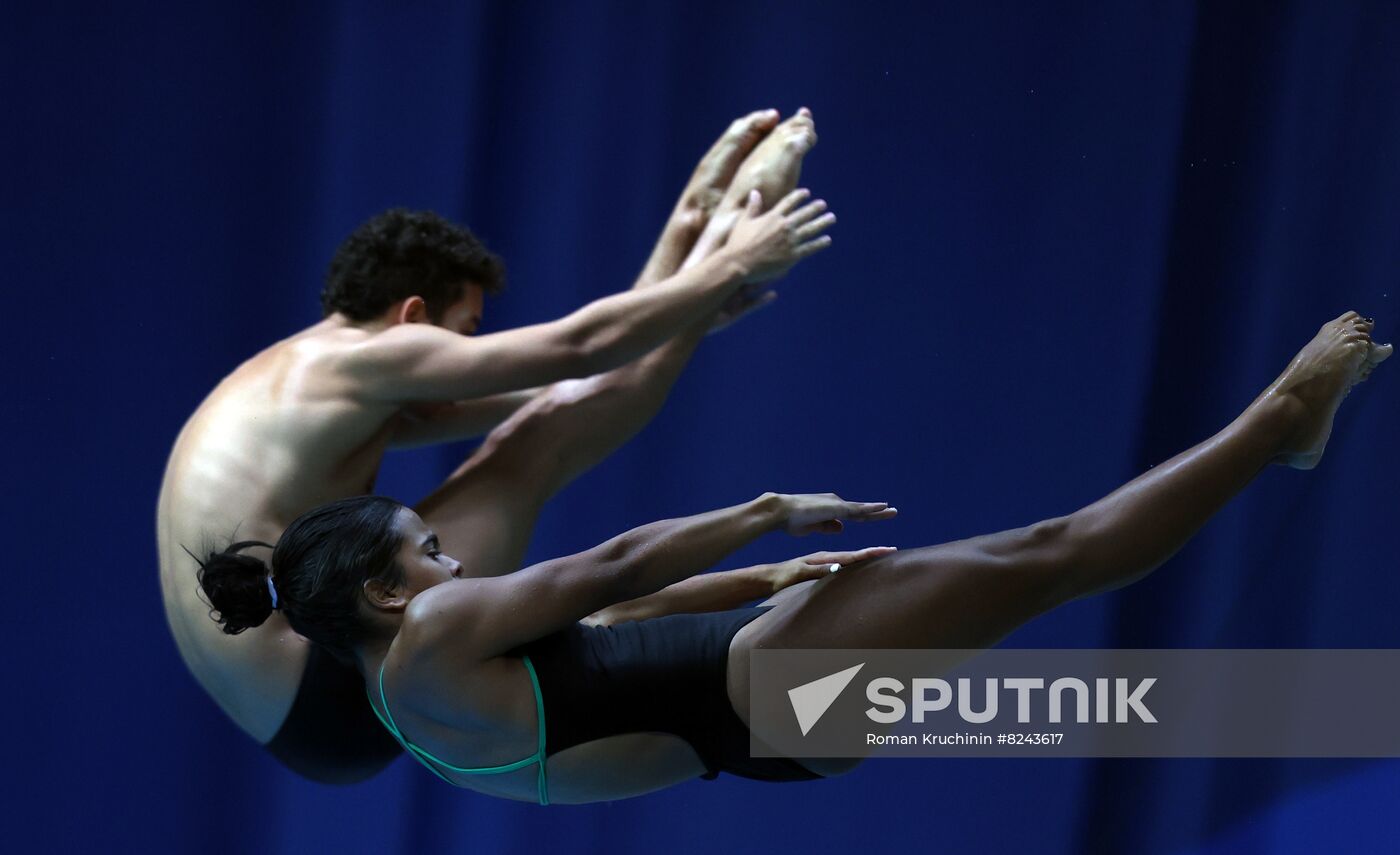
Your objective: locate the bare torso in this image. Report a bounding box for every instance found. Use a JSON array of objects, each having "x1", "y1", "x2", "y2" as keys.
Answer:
[{"x1": 157, "y1": 318, "x2": 400, "y2": 742}]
